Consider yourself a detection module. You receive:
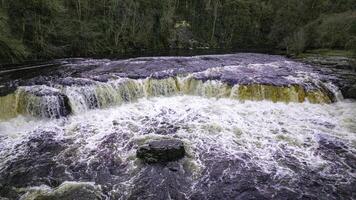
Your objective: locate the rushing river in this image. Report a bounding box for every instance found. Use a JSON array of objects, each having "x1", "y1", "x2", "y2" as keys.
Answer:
[{"x1": 0, "y1": 54, "x2": 355, "y2": 199}]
